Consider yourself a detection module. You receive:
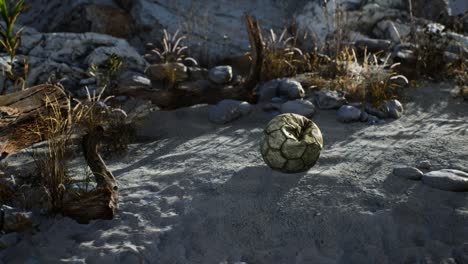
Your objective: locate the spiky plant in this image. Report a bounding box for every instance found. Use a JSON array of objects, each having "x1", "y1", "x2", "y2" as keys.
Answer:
[
  {"x1": 147, "y1": 29, "x2": 198, "y2": 66},
  {"x1": 261, "y1": 28, "x2": 304, "y2": 81},
  {"x1": 360, "y1": 52, "x2": 409, "y2": 106},
  {"x1": 0, "y1": 0, "x2": 29, "y2": 94},
  {"x1": 0, "y1": 0, "x2": 29, "y2": 62},
  {"x1": 89, "y1": 53, "x2": 124, "y2": 94}
]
